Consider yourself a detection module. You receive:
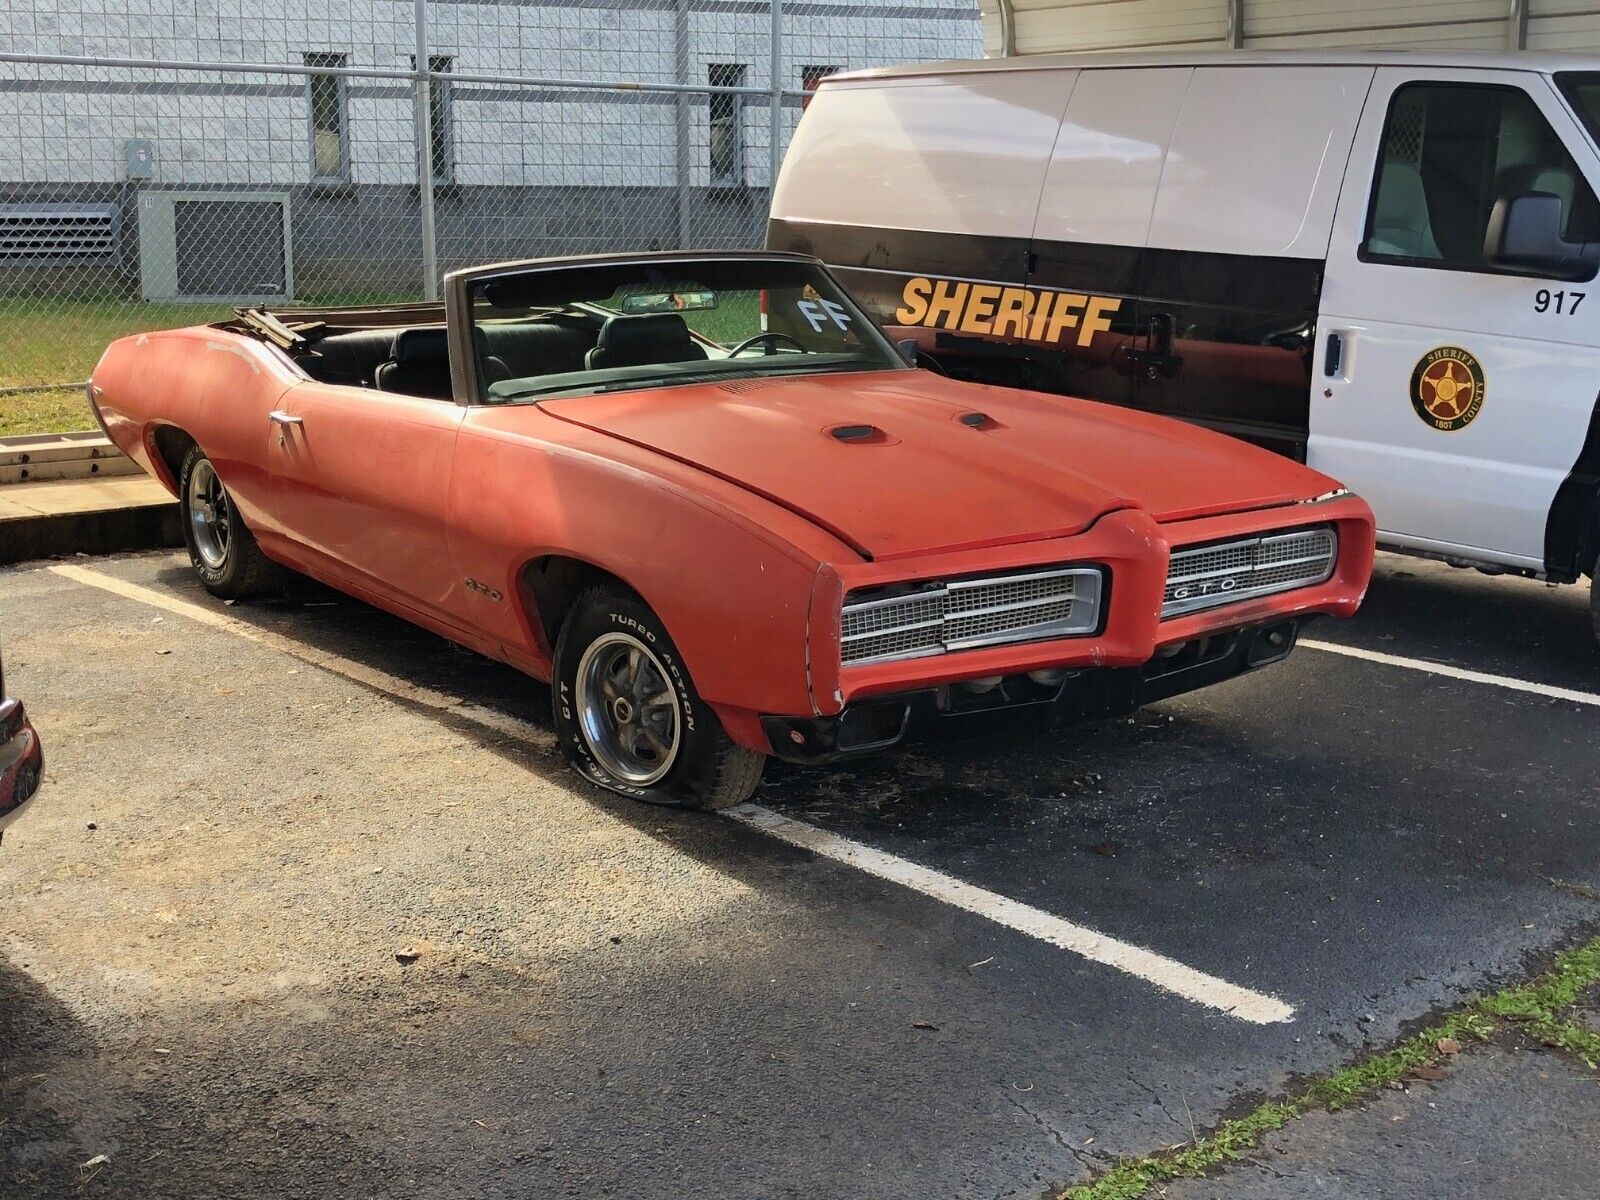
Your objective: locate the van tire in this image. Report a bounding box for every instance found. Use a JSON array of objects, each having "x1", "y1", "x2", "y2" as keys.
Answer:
[
  {"x1": 1591, "y1": 553, "x2": 1600, "y2": 650},
  {"x1": 552, "y1": 586, "x2": 765, "y2": 810}
]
